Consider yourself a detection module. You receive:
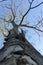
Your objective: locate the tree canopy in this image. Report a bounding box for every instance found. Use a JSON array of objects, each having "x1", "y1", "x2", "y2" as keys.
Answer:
[{"x1": 0, "y1": 0, "x2": 43, "y2": 50}]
